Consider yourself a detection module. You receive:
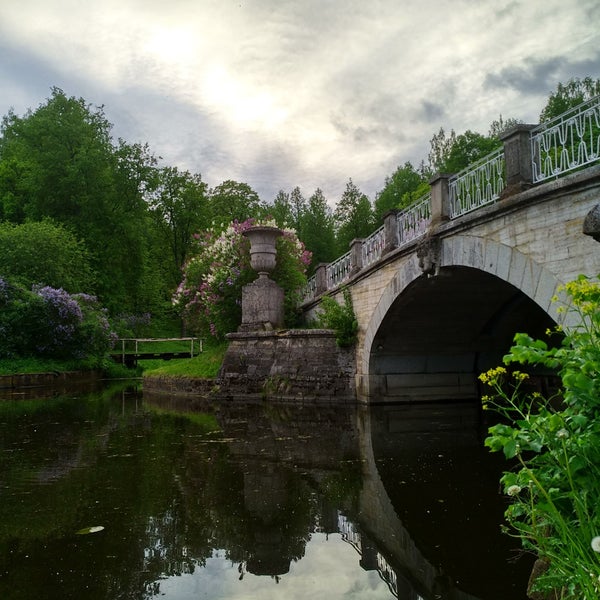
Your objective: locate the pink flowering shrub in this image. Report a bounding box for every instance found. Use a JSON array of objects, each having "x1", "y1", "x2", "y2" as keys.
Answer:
[{"x1": 173, "y1": 219, "x2": 311, "y2": 339}]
